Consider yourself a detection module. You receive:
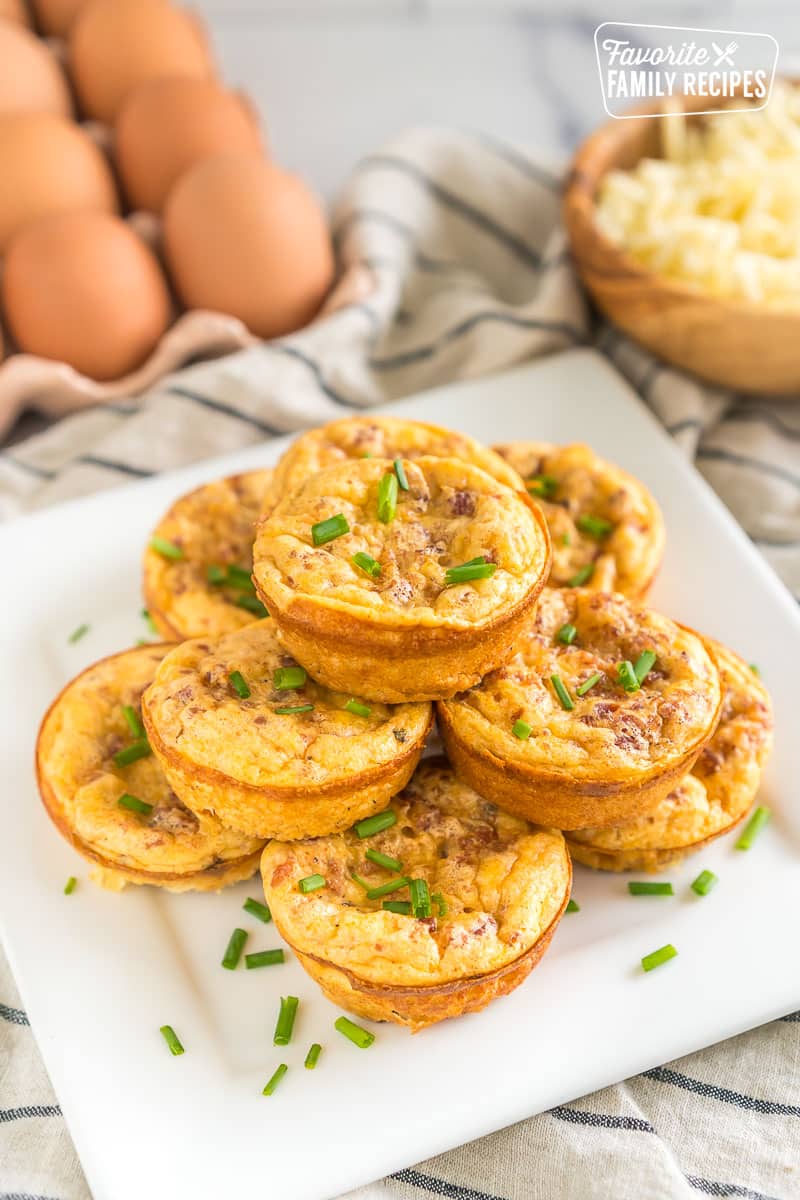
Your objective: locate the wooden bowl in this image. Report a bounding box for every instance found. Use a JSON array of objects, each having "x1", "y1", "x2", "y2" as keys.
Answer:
[{"x1": 563, "y1": 94, "x2": 800, "y2": 395}]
